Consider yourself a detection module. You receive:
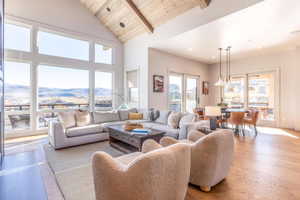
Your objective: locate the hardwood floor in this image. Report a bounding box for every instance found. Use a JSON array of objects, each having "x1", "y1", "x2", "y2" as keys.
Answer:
[{"x1": 1, "y1": 127, "x2": 300, "y2": 200}]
